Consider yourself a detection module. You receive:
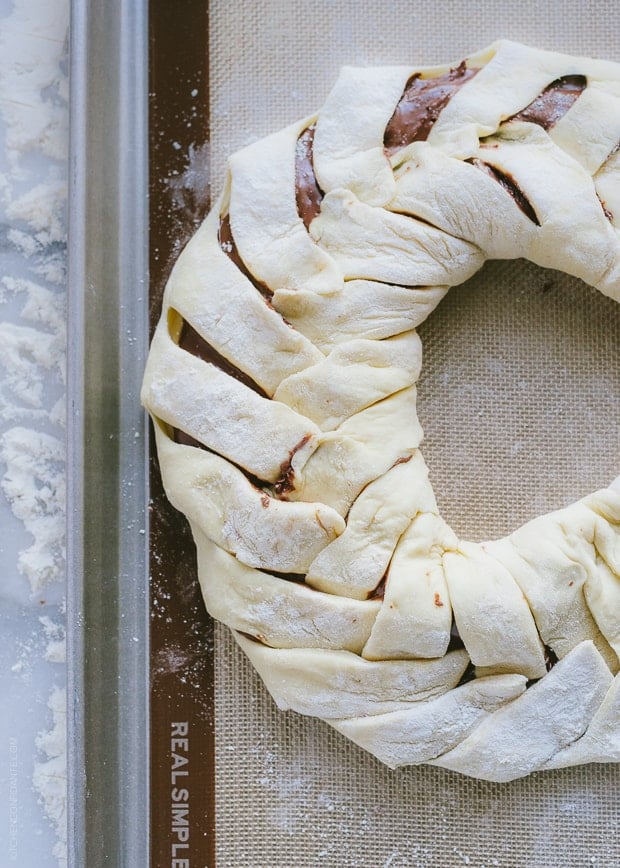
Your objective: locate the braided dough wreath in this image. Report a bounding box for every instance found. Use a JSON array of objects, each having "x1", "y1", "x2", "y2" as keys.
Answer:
[{"x1": 143, "y1": 40, "x2": 620, "y2": 781}]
